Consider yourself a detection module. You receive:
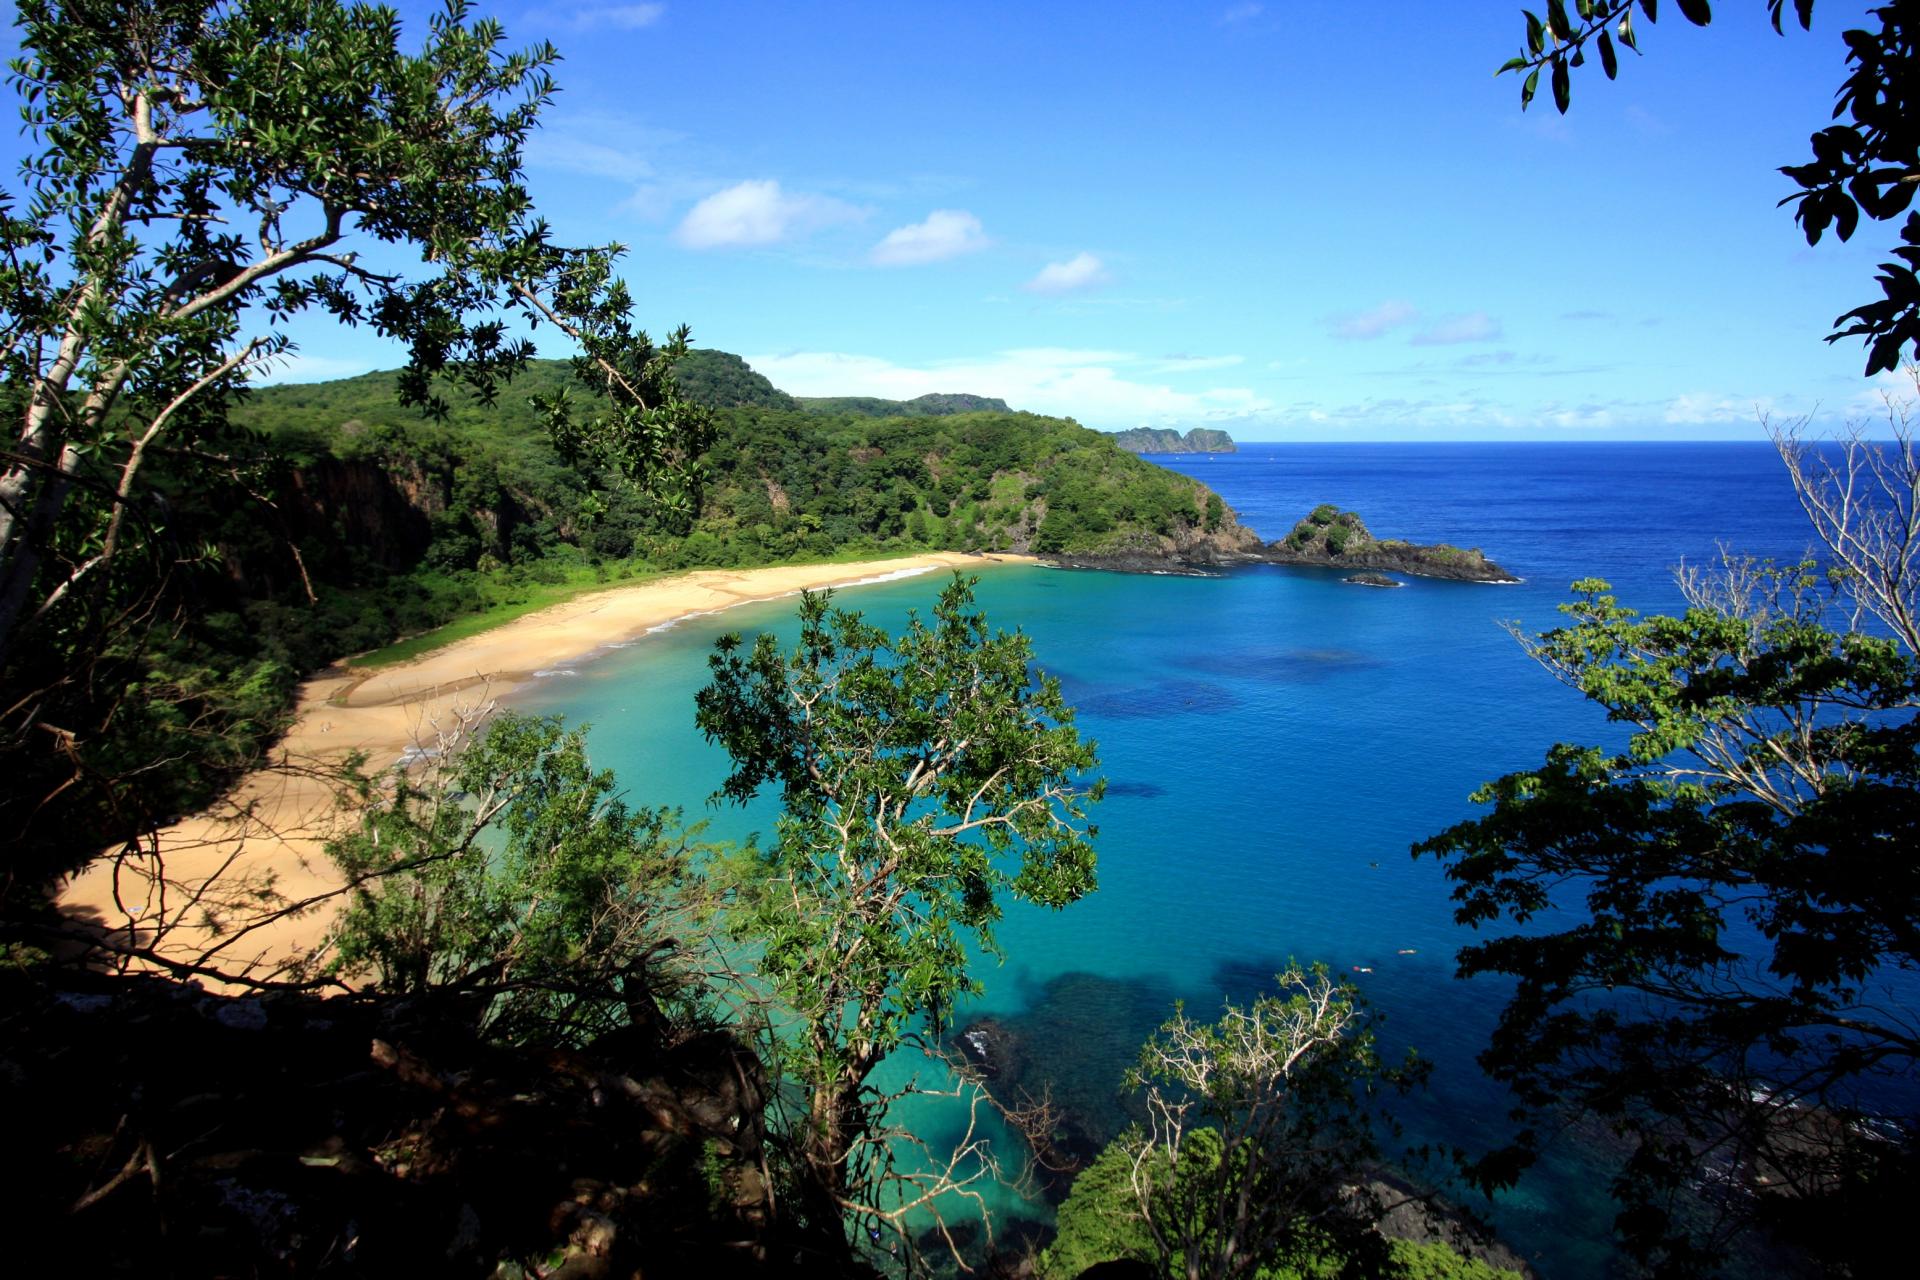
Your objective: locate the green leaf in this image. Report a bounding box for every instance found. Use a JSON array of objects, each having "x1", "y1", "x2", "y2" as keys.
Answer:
[
  {"x1": 1598, "y1": 28, "x2": 1618, "y2": 78},
  {"x1": 1619, "y1": 9, "x2": 1638, "y2": 50},
  {"x1": 1525, "y1": 10, "x2": 1546, "y2": 55},
  {"x1": 1552, "y1": 56, "x2": 1571, "y2": 113},
  {"x1": 1675, "y1": 0, "x2": 1710, "y2": 25},
  {"x1": 1642, "y1": 0, "x2": 1659, "y2": 21},
  {"x1": 1547, "y1": 0, "x2": 1573, "y2": 43},
  {"x1": 1522, "y1": 67, "x2": 1542, "y2": 108}
]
